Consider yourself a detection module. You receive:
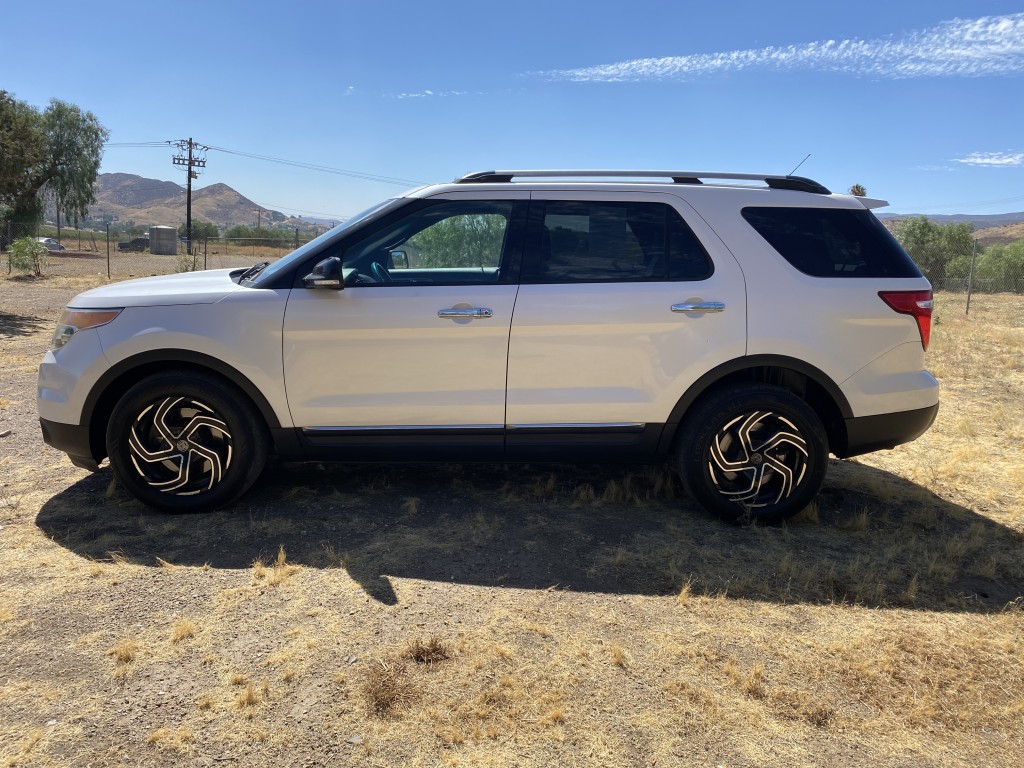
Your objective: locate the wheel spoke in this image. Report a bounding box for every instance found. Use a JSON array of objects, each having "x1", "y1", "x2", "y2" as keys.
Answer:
[
  {"x1": 706, "y1": 407, "x2": 810, "y2": 509},
  {"x1": 154, "y1": 396, "x2": 186, "y2": 443},
  {"x1": 736, "y1": 411, "x2": 769, "y2": 456},
  {"x1": 126, "y1": 394, "x2": 233, "y2": 496}
]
